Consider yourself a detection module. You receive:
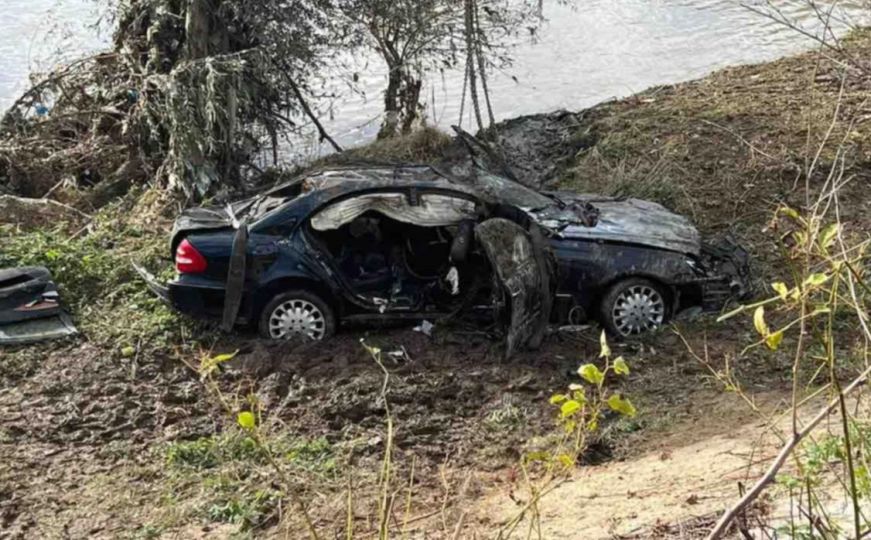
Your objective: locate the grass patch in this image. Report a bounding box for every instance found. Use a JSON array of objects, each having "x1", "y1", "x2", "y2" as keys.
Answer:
[
  {"x1": 285, "y1": 436, "x2": 337, "y2": 474},
  {"x1": 324, "y1": 126, "x2": 453, "y2": 164},
  {"x1": 484, "y1": 396, "x2": 530, "y2": 432},
  {"x1": 167, "y1": 433, "x2": 338, "y2": 475},
  {"x1": 0, "y1": 187, "x2": 196, "y2": 355},
  {"x1": 200, "y1": 480, "x2": 281, "y2": 529},
  {"x1": 167, "y1": 434, "x2": 264, "y2": 470},
  {"x1": 162, "y1": 433, "x2": 340, "y2": 533}
]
